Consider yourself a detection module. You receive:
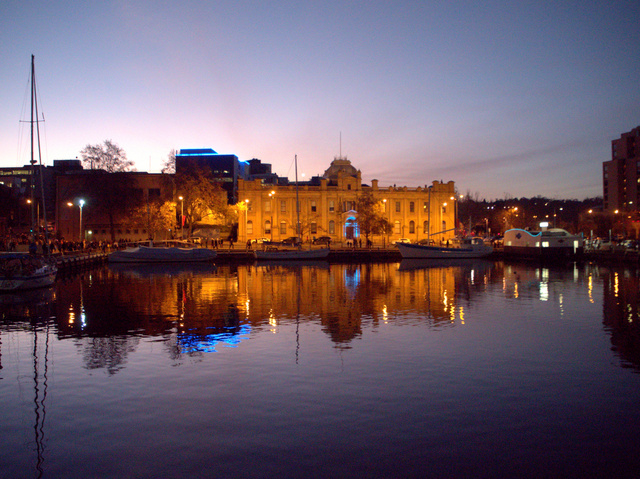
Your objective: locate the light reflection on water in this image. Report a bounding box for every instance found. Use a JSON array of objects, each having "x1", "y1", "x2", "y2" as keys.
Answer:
[{"x1": 1, "y1": 260, "x2": 640, "y2": 478}]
